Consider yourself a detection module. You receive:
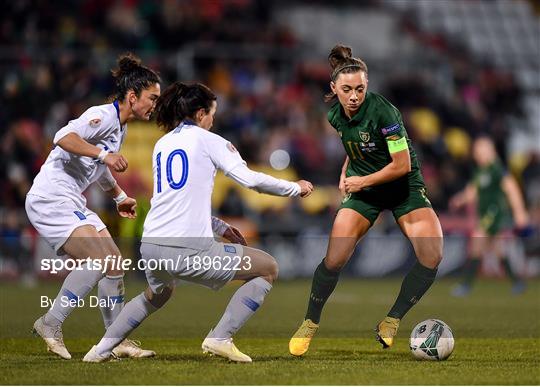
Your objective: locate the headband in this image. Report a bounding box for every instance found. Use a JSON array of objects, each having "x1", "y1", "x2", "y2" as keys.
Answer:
[{"x1": 331, "y1": 64, "x2": 363, "y2": 80}]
